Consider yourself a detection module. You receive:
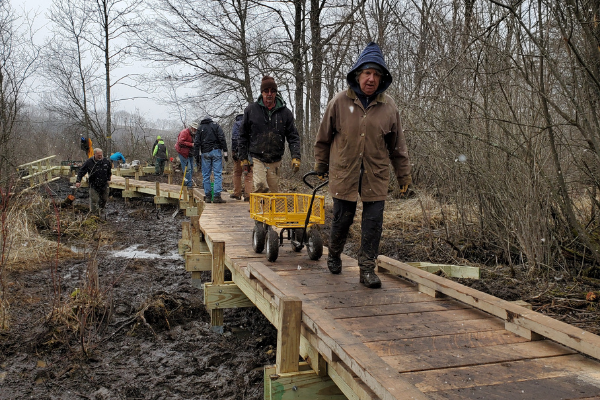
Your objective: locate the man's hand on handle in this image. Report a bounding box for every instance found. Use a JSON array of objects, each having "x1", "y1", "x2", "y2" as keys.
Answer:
[{"x1": 315, "y1": 162, "x2": 328, "y2": 181}]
